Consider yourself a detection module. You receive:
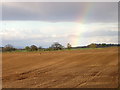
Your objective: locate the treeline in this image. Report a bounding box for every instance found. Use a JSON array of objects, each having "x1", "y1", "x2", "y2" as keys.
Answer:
[
  {"x1": 2, "y1": 42, "x2": 70, "y2": 52},
  {"x1": 1, "y1": 42, "x2": 120, "y2": 52},
  {"x1": 73, "y1": 43, "x2": 120, "y2": 49},
  {"x1": 84, "y1": 43, "x2": 120, "y2": 48}
]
